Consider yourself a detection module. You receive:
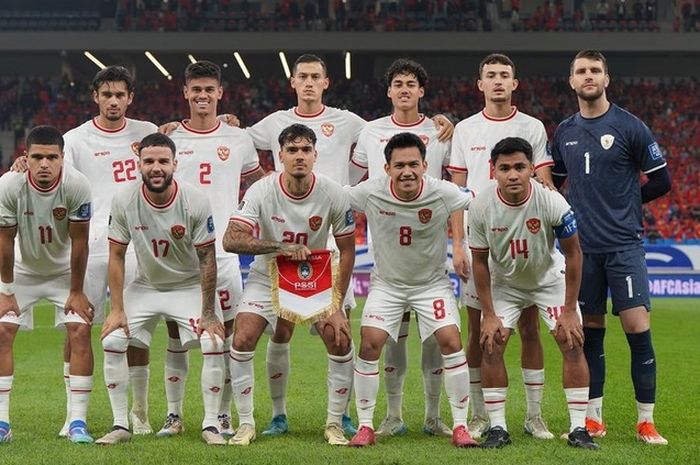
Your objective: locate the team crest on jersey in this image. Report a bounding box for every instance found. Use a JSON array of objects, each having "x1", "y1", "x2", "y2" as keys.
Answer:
[
  {"x1": 297, "y1": 261, "x2": 313, "y2": 280},
  {"x1": 52, "y1": 207, "x2": 67, "y2": 221},
  {"x1": 171, "y1": 224, "x2": 186, "y2": 240},
  {"x1": 419, "y1": 134, "x2": 430, "y2": 145},
  {"x1": 600, "y1": 134, "x2": 615, "y2": 150},
  {"x1": 131, "y1": 141, "x2": 140, "y2": 156},
  {"x1": 418, "y1": 208, "x2": 432, "y2": 224},
  {"x1": 217, "y1": 146, "x2": 230, "y2": 161},
  {"x1": 321, "y1": 123, "x2": 334, "y2": 137},
  {"x1": 309, "y1": 215, "x2": 322, "y2": 231},
  {"x1": 526, "y1": 218, "x2": 541, "y2": 234}
]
